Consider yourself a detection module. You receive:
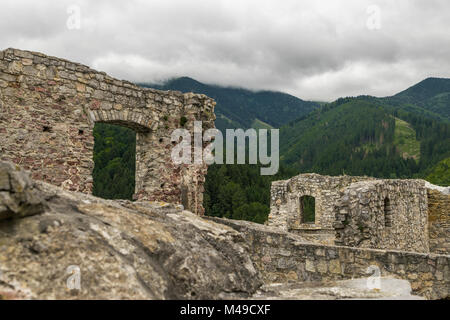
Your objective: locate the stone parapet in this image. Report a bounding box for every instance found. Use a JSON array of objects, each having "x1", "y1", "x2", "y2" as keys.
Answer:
[{"x1": 212, "y1": 217, "x2": 450, "y2": 300}]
